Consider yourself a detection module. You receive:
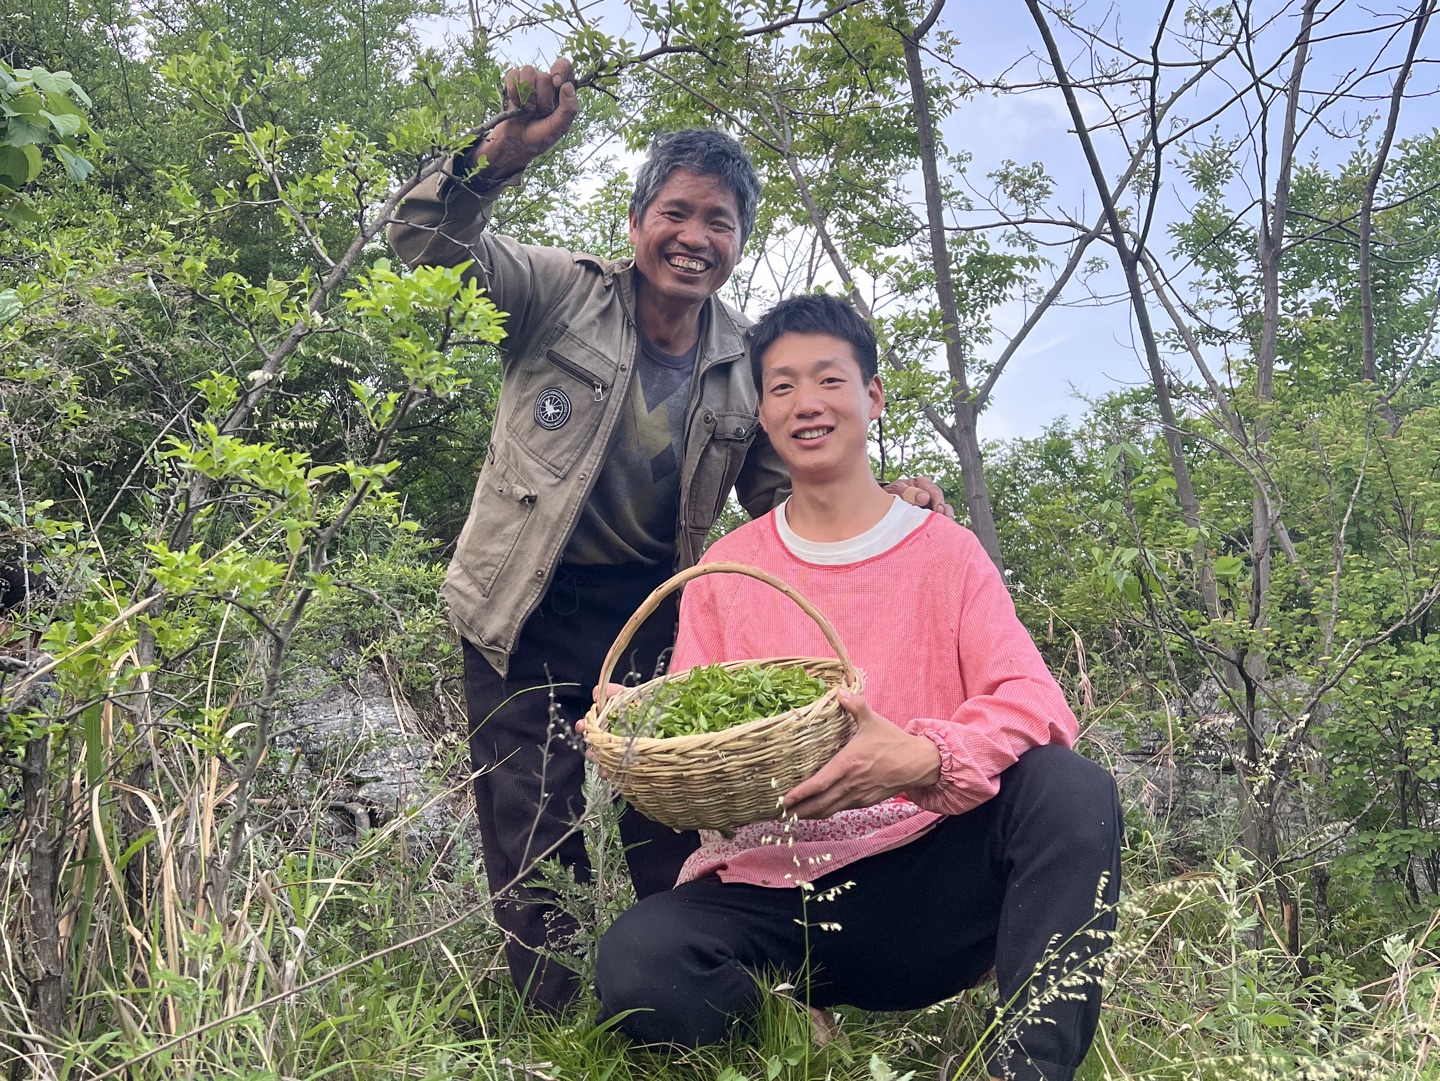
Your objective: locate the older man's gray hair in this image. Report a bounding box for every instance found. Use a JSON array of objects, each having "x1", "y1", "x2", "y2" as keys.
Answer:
[{"x1": 629, "y1": 128, "x2": 761, "y2": 246}]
